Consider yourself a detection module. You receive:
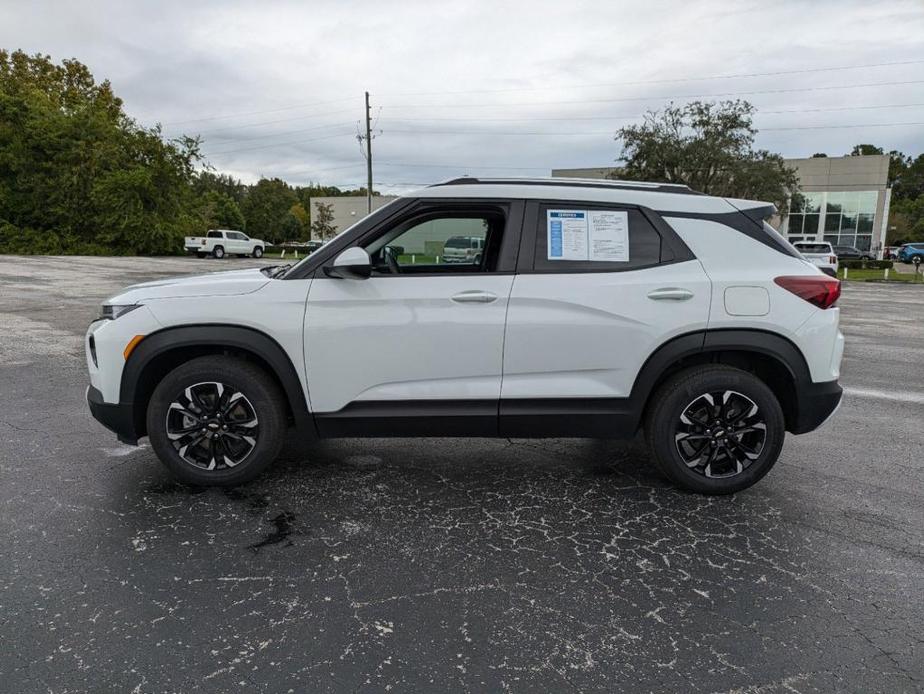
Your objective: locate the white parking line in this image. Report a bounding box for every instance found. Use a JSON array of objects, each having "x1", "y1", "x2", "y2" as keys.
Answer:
[{"x1": 843, "y1": 386, "x2": 924, "y2": 404}]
